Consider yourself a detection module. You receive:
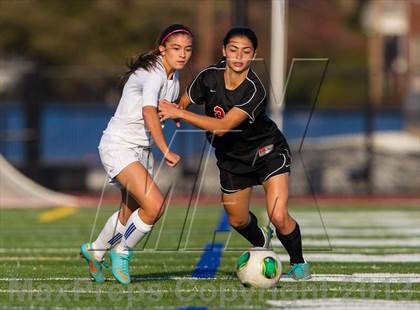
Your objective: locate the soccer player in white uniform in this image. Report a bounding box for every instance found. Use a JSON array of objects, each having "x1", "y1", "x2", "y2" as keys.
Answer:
[{"x1": 80, "y1": 24, "x2": 193, "y2": 284}]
